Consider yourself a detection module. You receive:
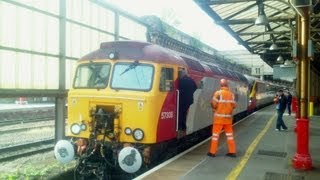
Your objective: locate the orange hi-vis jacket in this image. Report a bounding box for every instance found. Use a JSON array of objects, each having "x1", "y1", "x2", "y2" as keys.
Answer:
[{"x1": 211, "y1": 87, "x2": 237, "y2": 124}]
